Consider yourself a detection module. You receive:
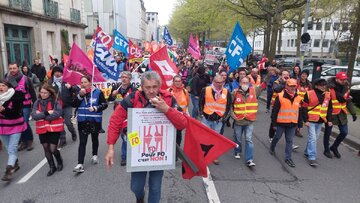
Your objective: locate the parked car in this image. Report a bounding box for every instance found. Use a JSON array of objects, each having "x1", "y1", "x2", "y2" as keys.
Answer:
[
  {"x1": 350, "y1": 83, "x2": 360, "y2": 107},
  {"x1": 308, "y1": 66, "x2": 360, "y2": 85}
]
